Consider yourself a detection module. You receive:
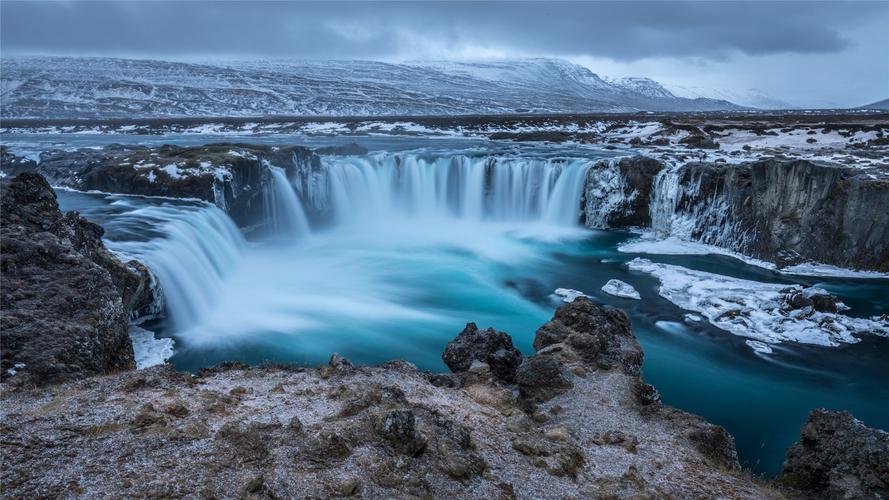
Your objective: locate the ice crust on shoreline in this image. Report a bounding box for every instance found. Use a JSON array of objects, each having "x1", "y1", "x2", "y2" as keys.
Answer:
[
  {"x1": 129, "y1": 325, "x2": 174, "y2": 369},
  {"x1": 626, "y1": 258, "x2": 889, "y2": 351}
]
